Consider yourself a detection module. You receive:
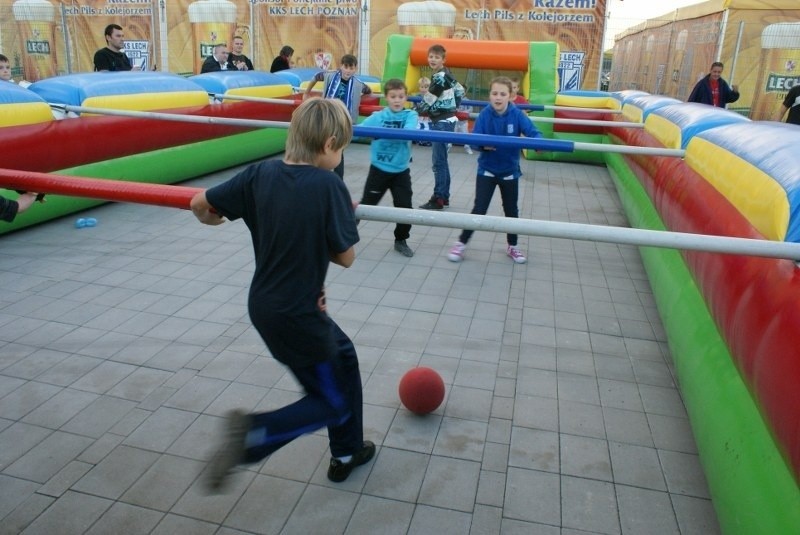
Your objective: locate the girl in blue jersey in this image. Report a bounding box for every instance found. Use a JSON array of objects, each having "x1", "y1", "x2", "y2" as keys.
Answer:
[{"x1": 447, "y1": 76, "x2": 541, "y2": 264}]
